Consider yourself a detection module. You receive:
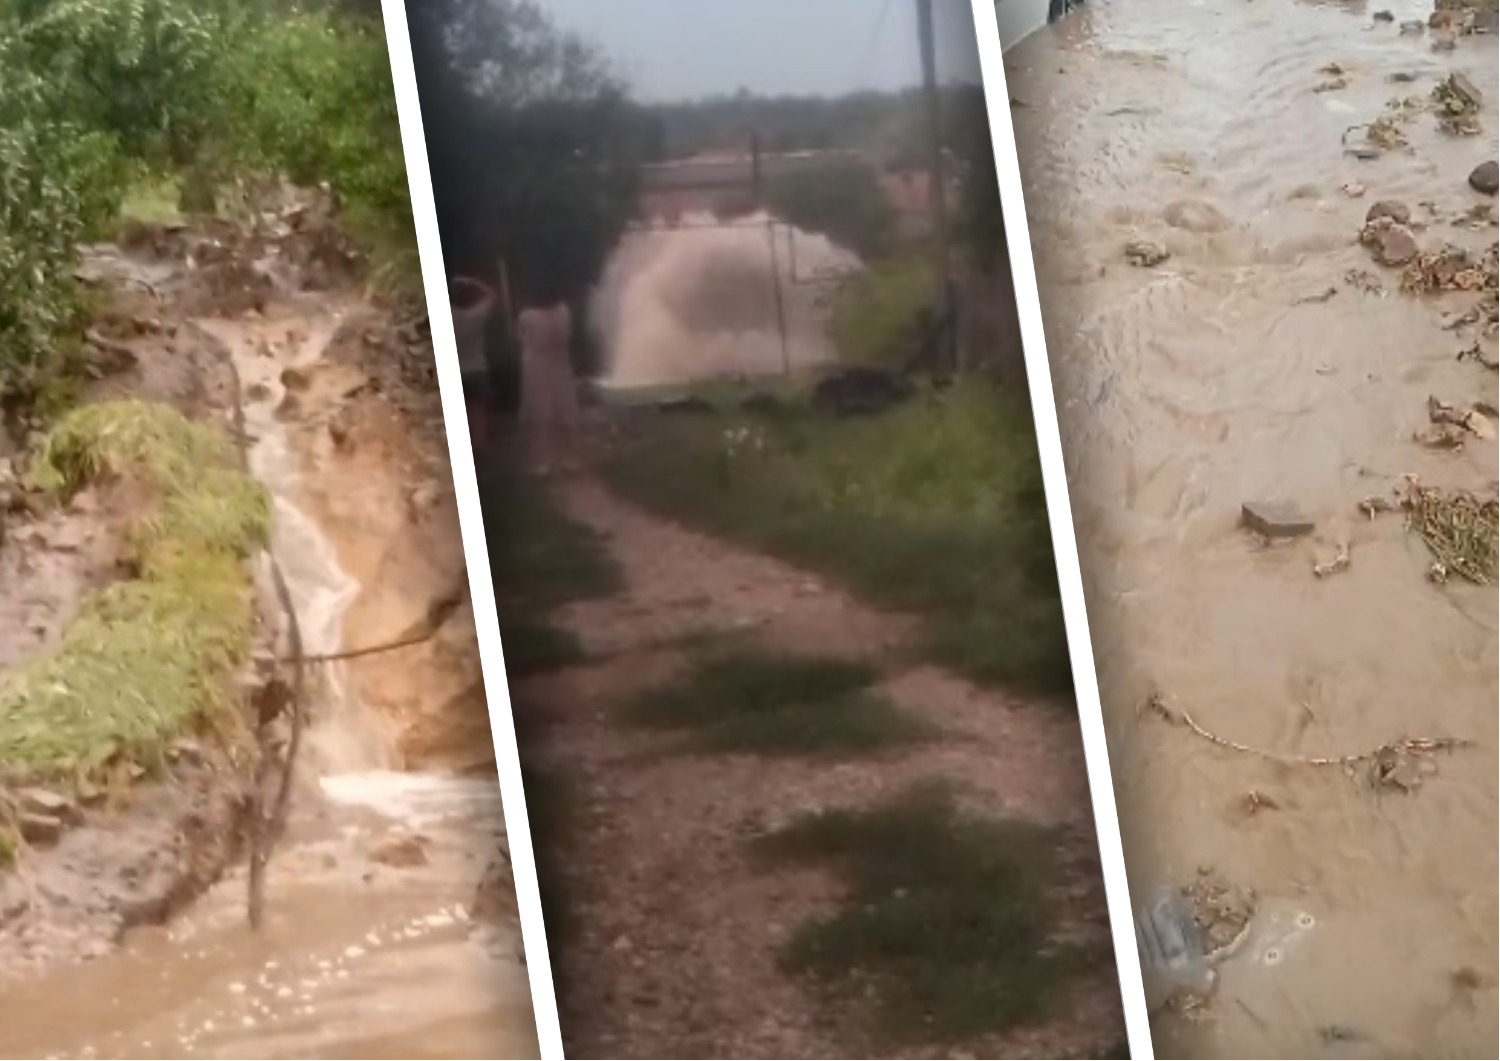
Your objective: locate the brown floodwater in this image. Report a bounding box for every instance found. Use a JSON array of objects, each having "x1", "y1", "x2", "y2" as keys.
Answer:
[{"x1": 1007, "y1": 1, "x2": 1497, "y2": 1058}]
